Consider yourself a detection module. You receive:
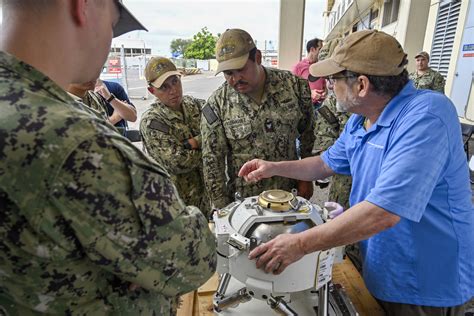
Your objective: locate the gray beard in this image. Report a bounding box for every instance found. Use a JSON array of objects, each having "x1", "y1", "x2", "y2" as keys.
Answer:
[{"x1": 336, "y1": 101, "x2": 347, "y2": 113}]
